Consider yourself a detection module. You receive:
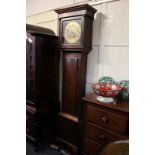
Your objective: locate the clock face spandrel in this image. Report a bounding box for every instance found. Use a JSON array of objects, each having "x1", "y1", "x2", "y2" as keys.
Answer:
[{"x1": 63, "y1": 21, "x2": 81, "y2": 44}]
